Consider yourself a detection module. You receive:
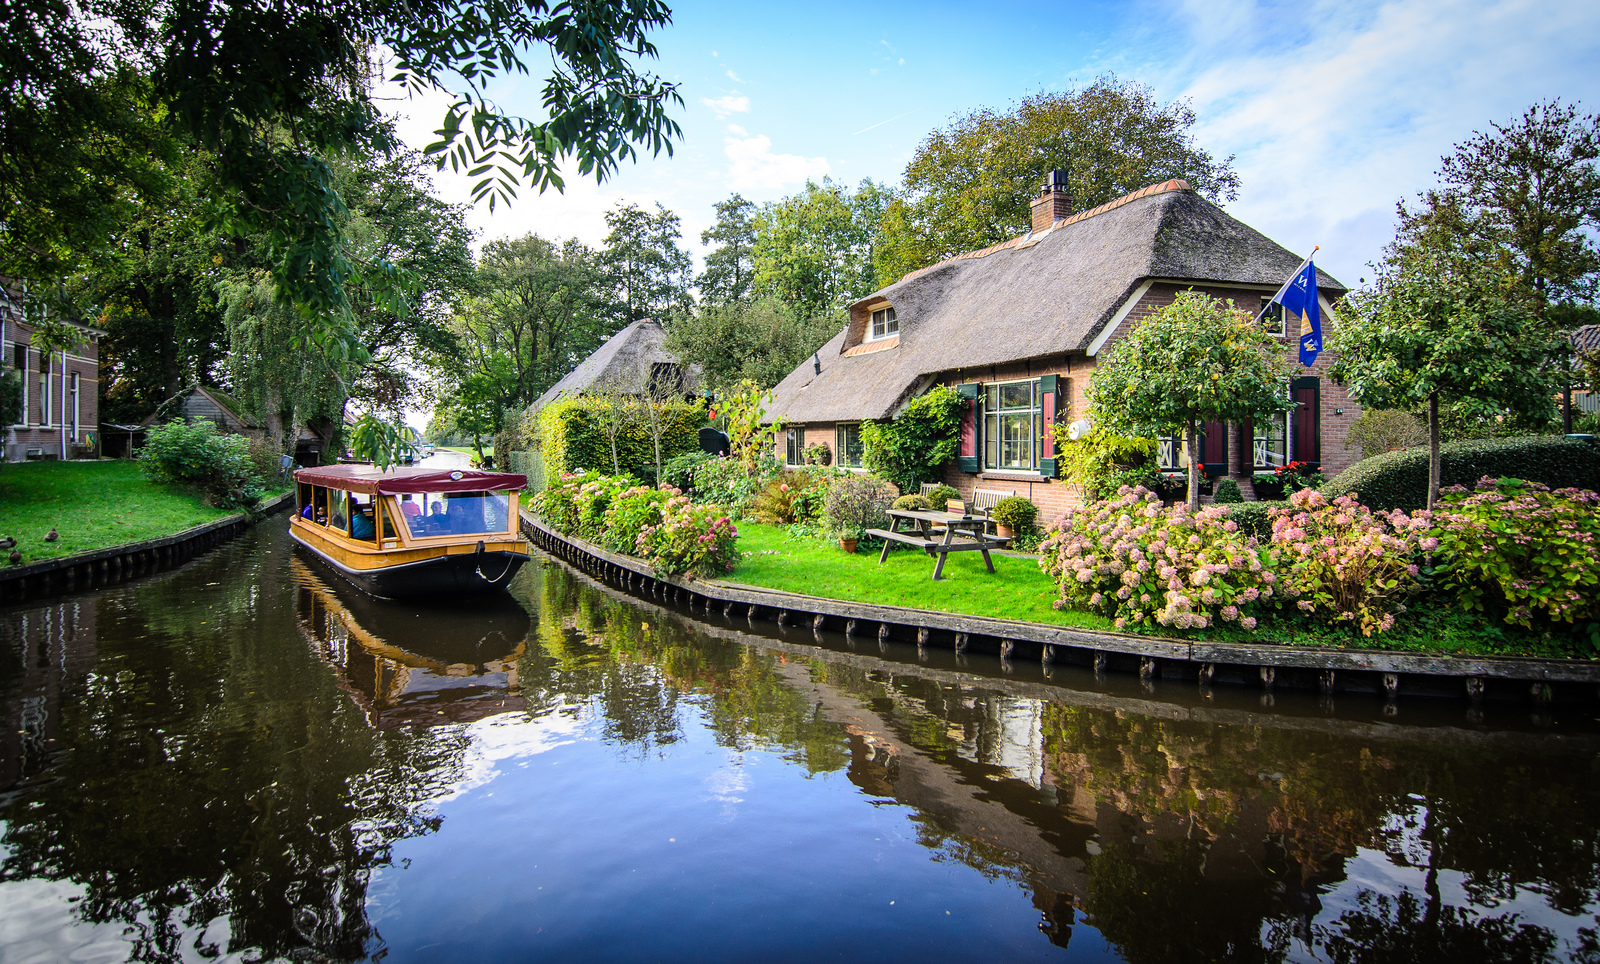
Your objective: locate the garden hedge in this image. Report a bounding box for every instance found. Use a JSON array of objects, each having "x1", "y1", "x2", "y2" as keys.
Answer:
[
  {"x1": 1320, "y1": 435, "x2": 1600, "y2": 511},
  {"x1": 537, "y1": 398, "x2": 706, "y2": 480}
]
